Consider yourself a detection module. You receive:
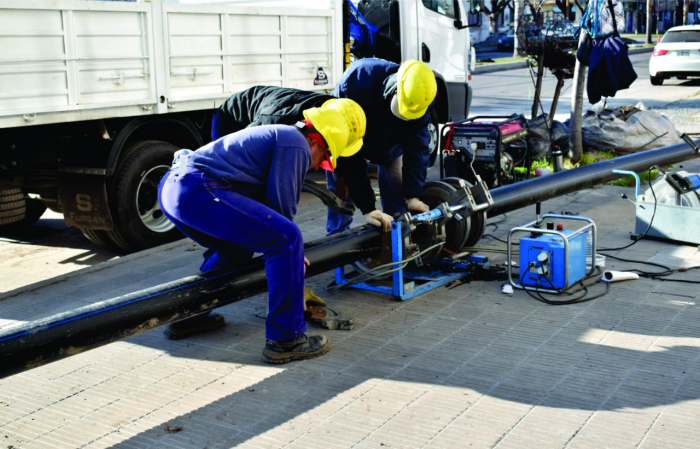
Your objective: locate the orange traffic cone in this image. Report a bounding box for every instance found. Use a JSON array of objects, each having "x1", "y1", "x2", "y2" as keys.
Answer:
[{"x1": 657, "y1": 36, "x2": 661, "y2": 43}]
